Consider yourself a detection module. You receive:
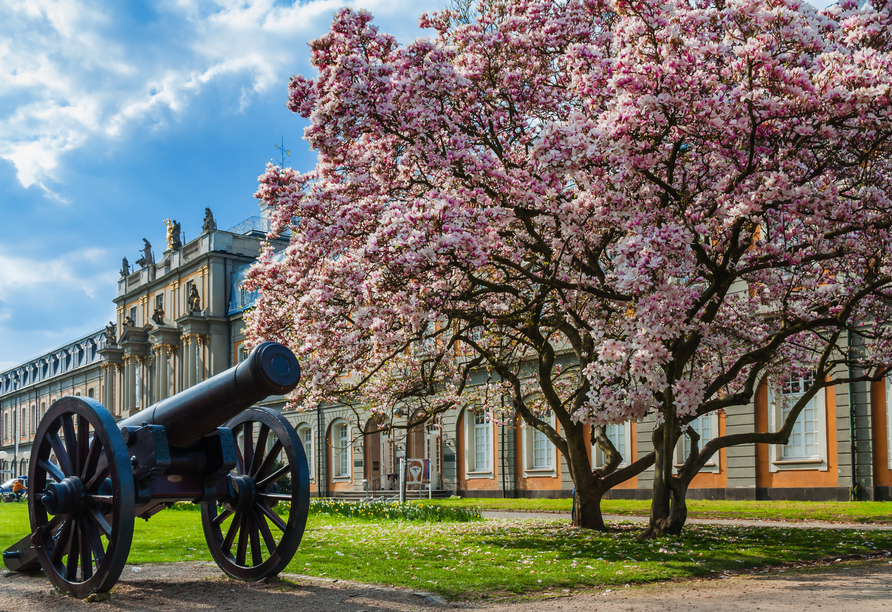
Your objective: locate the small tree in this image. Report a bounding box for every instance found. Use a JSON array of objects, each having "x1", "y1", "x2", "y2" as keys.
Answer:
[{"x1": 245, "y1": 0, "x2": 892, "y2": 535}]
